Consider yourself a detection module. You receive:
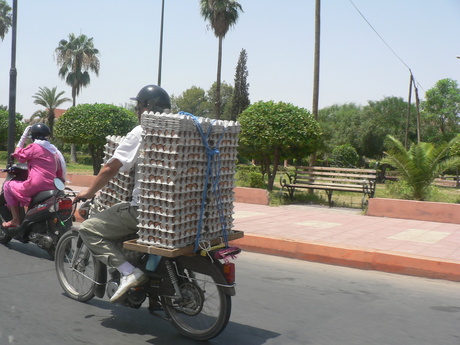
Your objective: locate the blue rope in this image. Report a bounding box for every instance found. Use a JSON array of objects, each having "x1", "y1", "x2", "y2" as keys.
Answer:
[{"x1": 178, "y1": 112, "x2": 229, "y2": 251}]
